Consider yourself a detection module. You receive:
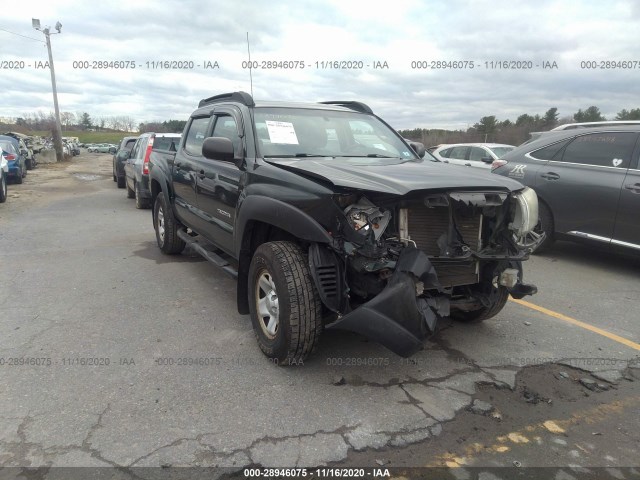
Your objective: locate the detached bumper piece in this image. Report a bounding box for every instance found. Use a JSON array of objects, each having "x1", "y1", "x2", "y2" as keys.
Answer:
[{"x1": 327, "y1": 247, "x2": 447, "y2": 357}]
